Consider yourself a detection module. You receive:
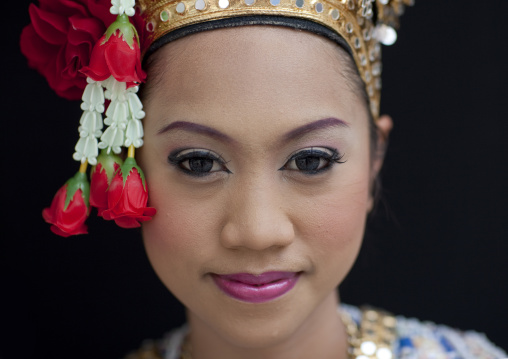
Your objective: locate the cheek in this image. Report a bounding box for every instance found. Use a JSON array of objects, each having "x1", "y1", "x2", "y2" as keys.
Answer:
[
  {"x1": 293, "y1": 162, "x2": 371, "y2": 282},
  {"x1": 305, "y1": 187, "x2": 368, "y2": 253},
  {"x1": 141, "y1": 169, "x2": 223, "y2": 288}
]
